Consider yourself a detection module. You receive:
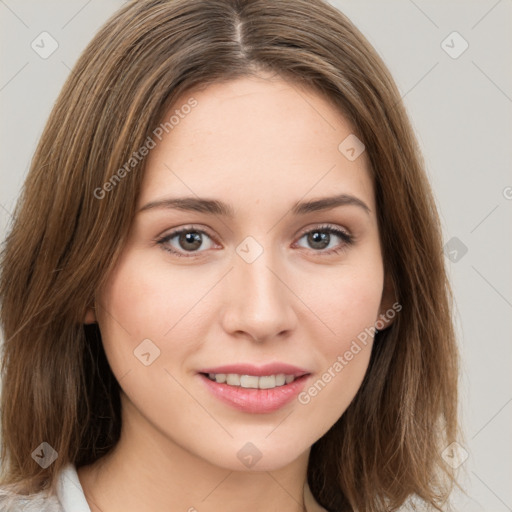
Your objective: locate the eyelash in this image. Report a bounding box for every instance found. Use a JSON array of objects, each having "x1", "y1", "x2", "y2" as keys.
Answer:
[{"x1": 156, "y1": 224, "x2": 354, "y2": 258}]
